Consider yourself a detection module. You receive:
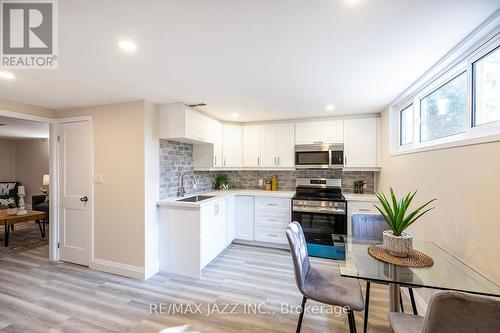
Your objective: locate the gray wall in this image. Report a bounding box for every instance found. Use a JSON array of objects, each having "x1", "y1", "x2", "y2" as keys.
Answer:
[
  {"x1": 160, "y1": 140, "x2": 375, "y2": 199},
  {"x1": 0, "y1": 139, "x2": 49, "y2": 205}
]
